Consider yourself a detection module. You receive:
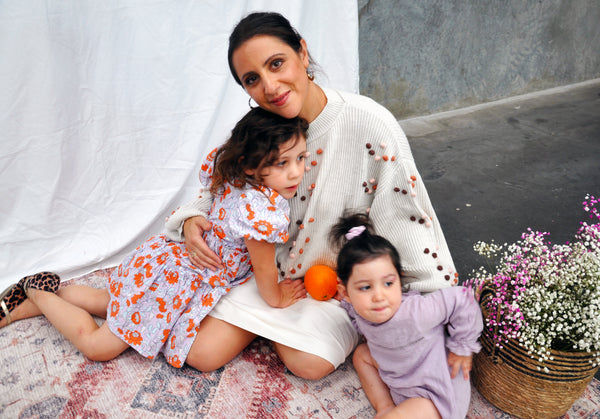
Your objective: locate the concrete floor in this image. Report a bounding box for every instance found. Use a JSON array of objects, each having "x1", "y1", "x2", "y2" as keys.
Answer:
[{"x1": 403, "y1": 79, "x2": 600, "y2": 279}]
